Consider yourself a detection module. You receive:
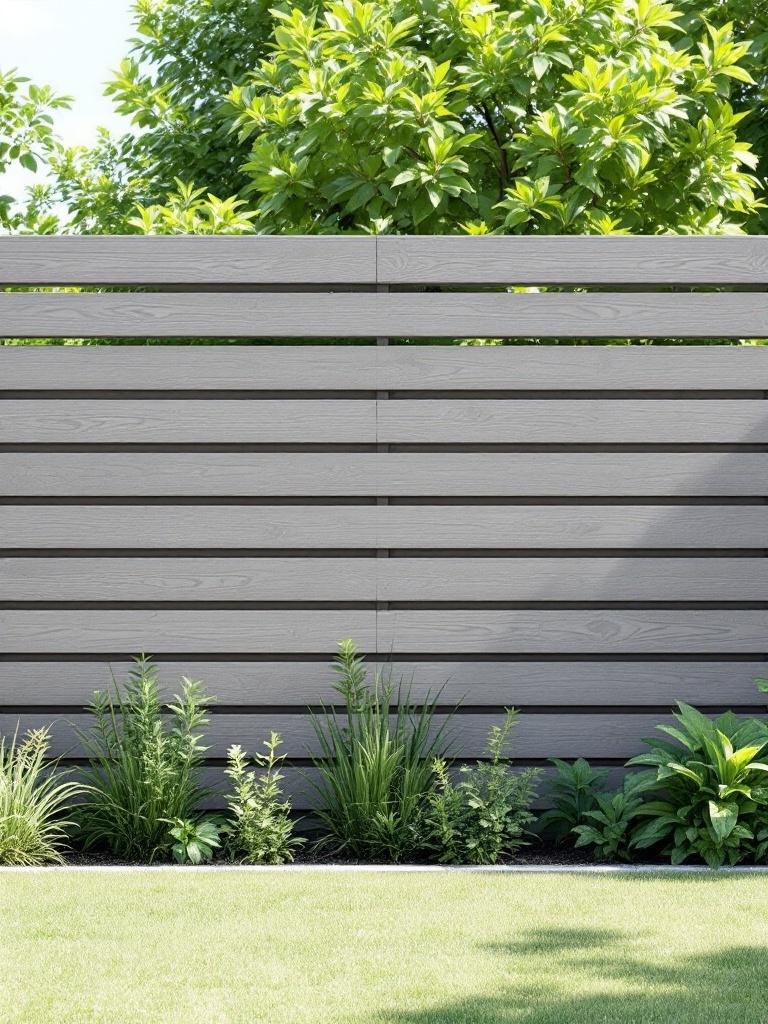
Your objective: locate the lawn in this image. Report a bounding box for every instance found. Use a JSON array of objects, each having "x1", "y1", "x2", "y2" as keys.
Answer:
[{"x1": 1, "y1": 870, "x2": 767, "y2": 1024}]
